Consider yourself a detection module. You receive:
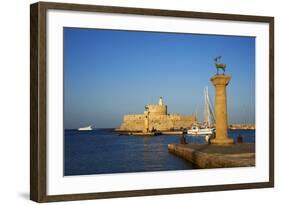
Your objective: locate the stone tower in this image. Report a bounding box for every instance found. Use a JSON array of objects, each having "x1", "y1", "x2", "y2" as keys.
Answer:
[{"x1": 210, "y1": 75, "x2": 234, "y2": 145}]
